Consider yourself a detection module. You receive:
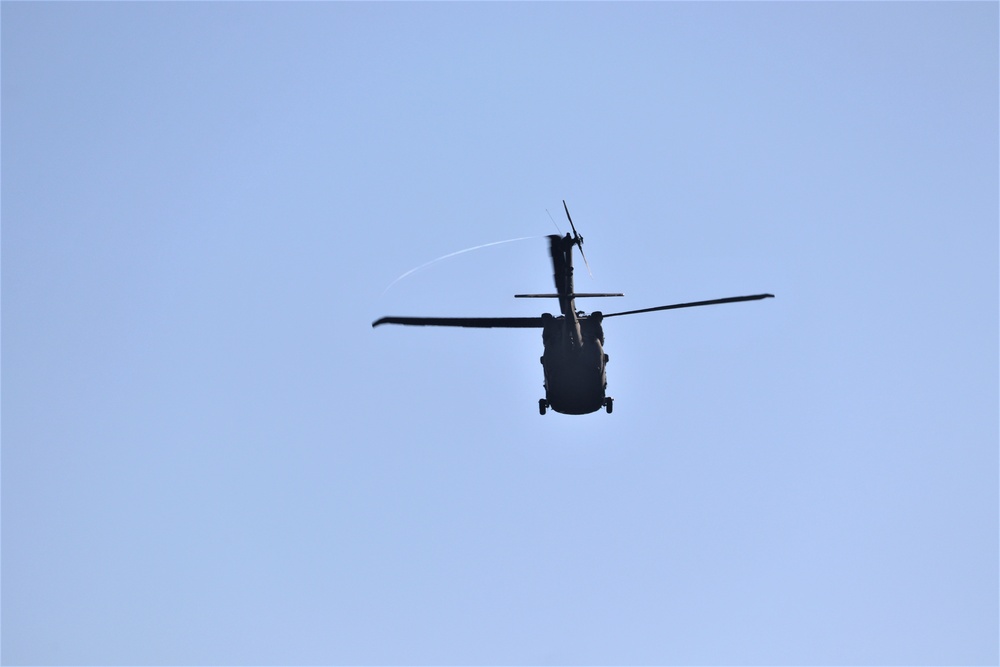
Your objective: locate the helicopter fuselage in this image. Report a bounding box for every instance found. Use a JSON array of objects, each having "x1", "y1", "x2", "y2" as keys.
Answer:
[
  {"x1": 535, "y1": 232, "x2": 614, "y2": 414},
  {"x1": 539, "y1": 312, "x2": 609, "y2": 414}
]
